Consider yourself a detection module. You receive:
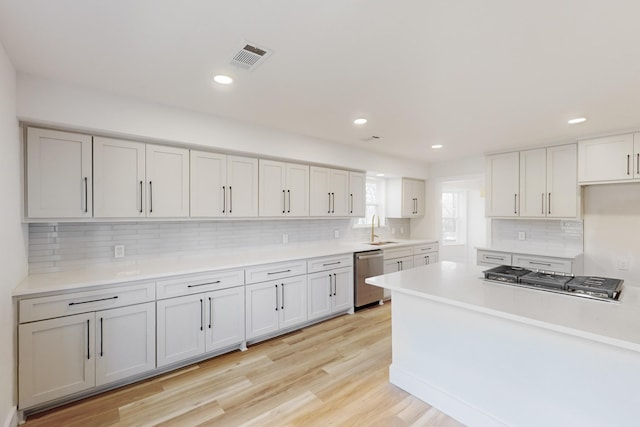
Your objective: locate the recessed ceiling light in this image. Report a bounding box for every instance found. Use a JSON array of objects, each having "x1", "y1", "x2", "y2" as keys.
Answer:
[
  {"x1": 213, "y1": 75, "x2": 233, "y2": 85},
  {"x1": 568, "y1": 117, "x2": 587, "y2": 124},
  {"x1": 376, "y1": 173, "x2": 385, "y2": 177},
  {"x1": 431, "y1": 144, "x2": 443, "y2": 149},
  {"x1": 353, "y1": 118, "x2": 368, "y2": 125}
]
